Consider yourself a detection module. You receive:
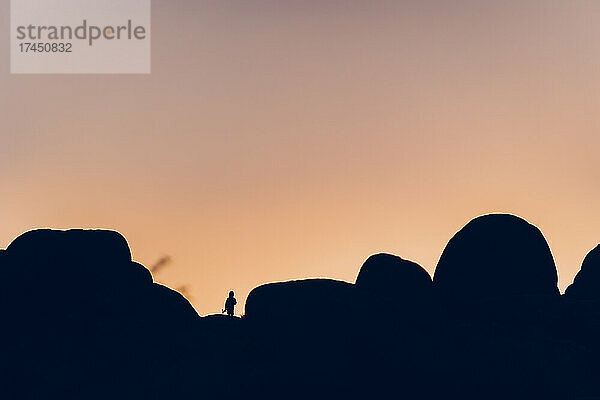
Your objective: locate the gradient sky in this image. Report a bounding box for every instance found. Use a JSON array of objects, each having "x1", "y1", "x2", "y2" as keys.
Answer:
[{"x1": 1, "y1": 1, "x2": 599, "y2": 315}]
